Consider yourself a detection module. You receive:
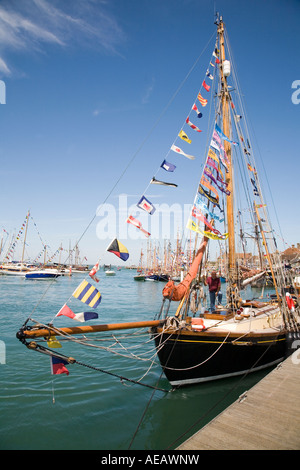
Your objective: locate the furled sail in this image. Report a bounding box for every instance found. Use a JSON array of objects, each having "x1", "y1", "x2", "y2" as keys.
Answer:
[{"x1": 162, "y1": 237, "x2": 208, "y2": 301}]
